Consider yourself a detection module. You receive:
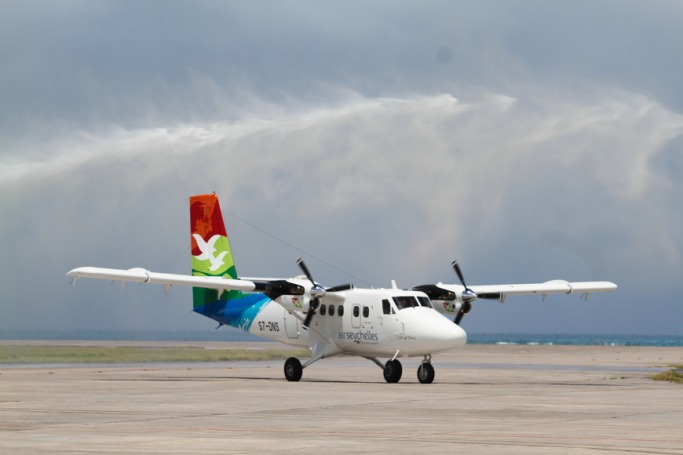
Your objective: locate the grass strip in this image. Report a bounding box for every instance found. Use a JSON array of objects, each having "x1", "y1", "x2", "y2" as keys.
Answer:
[
  {"x1": 0, "y1": 345, "x2": 309, "y2": 364},
  {"x1": 652, "y1": 365, "x2": 683, "y2": 384}
]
